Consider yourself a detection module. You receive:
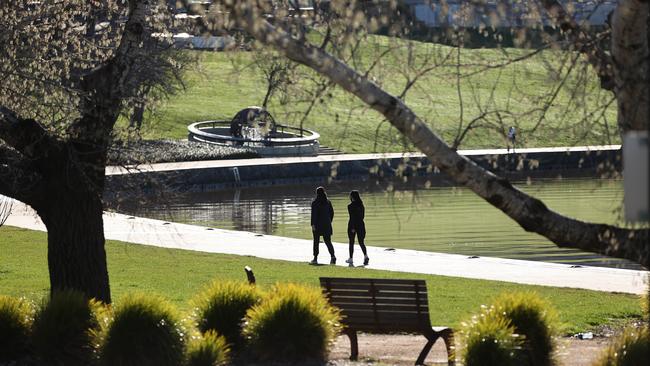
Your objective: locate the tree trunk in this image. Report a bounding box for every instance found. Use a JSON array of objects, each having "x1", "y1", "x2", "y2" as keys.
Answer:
[
  {"x1": 35, "y1": 188, "x2": 111, "y2": 303},
  {"x1": 611, "y1": 0, "x2": 650, "y2": 133}
]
